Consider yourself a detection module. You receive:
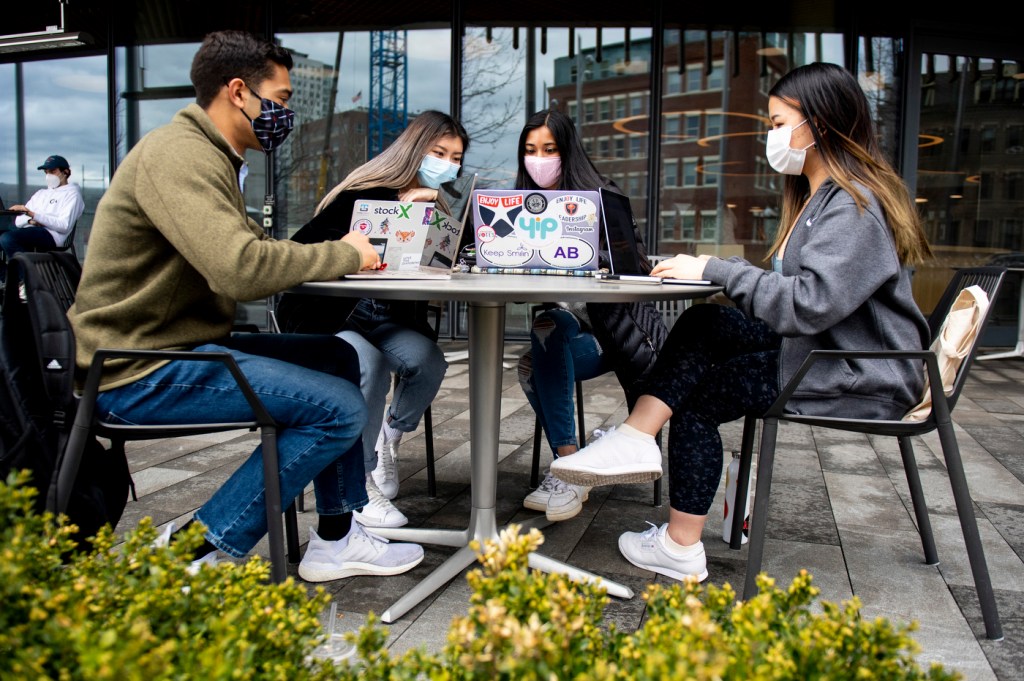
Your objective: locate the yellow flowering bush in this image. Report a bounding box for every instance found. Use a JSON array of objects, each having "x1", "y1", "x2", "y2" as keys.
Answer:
[
  {"x1": 1, "y1": 473, "x2": 959, "y2": 680},
  {"x1": 0, "y1": 471, "x2": 338, "y2": 680}
]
